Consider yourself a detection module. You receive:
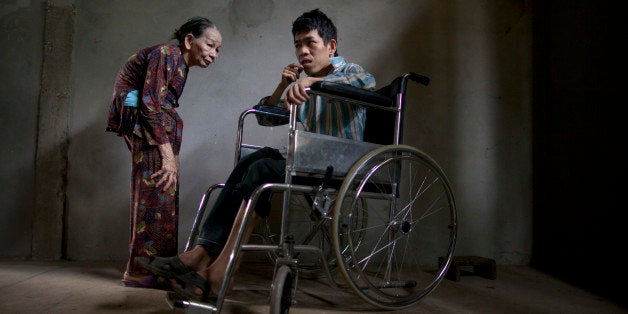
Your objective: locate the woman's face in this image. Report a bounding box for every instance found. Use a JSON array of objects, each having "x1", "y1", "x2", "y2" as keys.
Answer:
[{"x1": 185, "y1": 27, "x2": 222, "y2": 68}]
